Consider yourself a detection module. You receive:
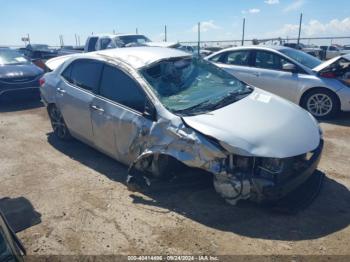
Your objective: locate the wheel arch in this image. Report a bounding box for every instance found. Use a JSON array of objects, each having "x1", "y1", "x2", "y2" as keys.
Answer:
[{"x1": 299, "y1": 87, "x2": 341, "y2": 107}]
